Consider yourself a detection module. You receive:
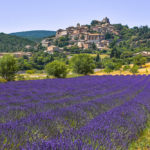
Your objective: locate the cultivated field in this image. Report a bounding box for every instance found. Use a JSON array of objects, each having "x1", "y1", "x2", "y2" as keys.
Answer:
[{"x1": 0, "y1": 76, "x2": 150, "y2": 149}]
